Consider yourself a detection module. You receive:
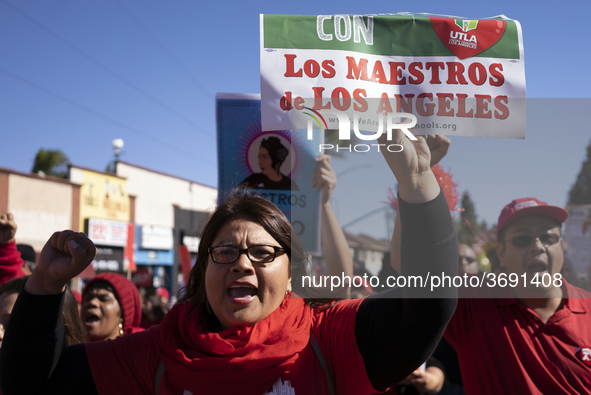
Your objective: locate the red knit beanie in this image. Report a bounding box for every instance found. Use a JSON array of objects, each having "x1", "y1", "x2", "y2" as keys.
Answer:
[
  {"x1": 83, "y1": 273, "x2": 141, "y2": 333},
  {"x1": 71, "y1": 290, "x2": 82, "y2": 304}
]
